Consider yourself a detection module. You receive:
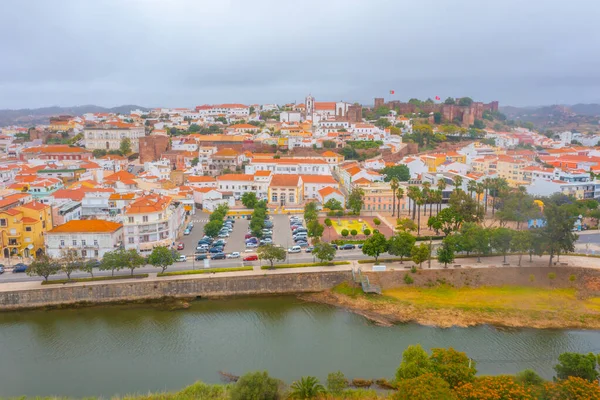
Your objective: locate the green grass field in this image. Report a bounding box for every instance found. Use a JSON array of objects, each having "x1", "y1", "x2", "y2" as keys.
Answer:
[{"x1": 331, "y1": 219, "x2": 373, "y2": 235}]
